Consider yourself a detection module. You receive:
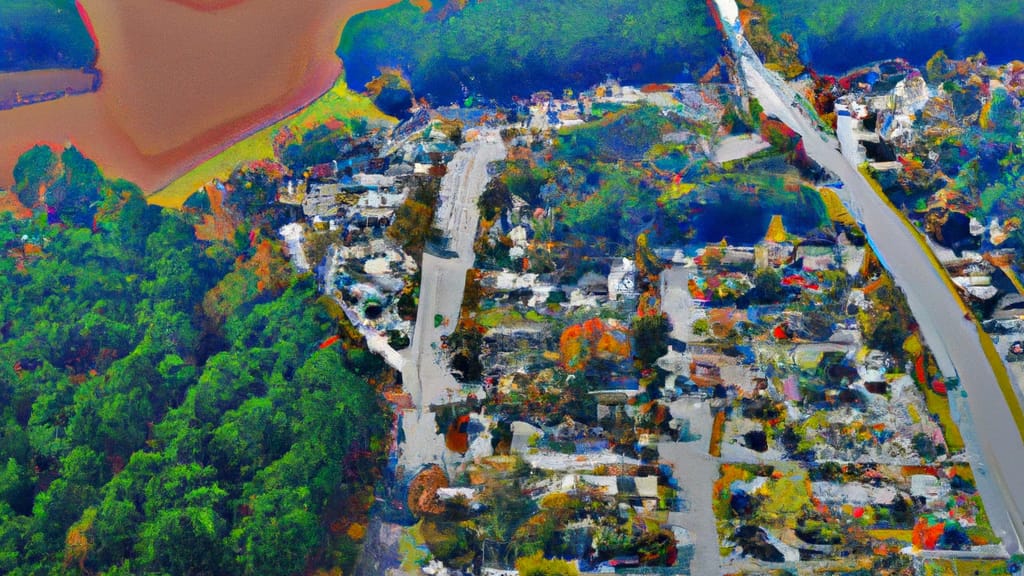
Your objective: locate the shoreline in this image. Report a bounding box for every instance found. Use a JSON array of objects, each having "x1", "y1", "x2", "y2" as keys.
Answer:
[
  {"x1": 0, "y1": 0, "x2": 398, "y2": 192},
  {"x1": 0, "y1": 68, "x2": 101, "y2": 112}
]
